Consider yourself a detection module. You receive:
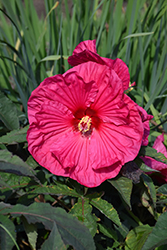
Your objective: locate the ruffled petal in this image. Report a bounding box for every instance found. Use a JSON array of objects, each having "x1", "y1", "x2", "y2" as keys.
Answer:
[
  {"x1": 72, "y1": 39, "x2": 97, "y2": 54},
  {"x1": 68, "y1": 40, "x2": 130, "y2": 90},
  {"x1": 103, "y1": 58, "x2": 130, "y2": 91},
  {"x1": 50, "y1": 130, "x2": 122, "y2": 187},
  {"x1": 136, "y1": 105, "x2": 153, "y2": 146},
  {"x1": 89, "y1": 107, "x2": 143, "y2": 170},
  {"x1": 28, "y1": 72, "x2": 98, "y2": 124},
  {"x1": 91, "y1": 69, "x2": 129, "y2": 125},
  {"x1": 27, "y1": 101, "x2": 74, "y2": 168},
  {"x1": 153, "y1": 134, "x2": 167, "y2": 157}
]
